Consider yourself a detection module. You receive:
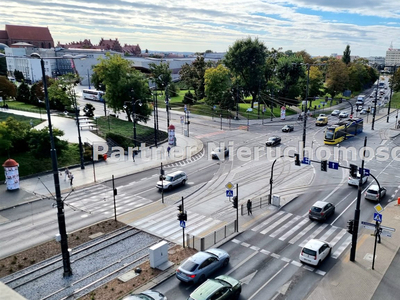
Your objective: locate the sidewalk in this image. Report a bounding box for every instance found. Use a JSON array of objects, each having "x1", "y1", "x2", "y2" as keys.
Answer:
[{"x1": 0, "y1": 109, "x2": 203, "y2": 210}]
